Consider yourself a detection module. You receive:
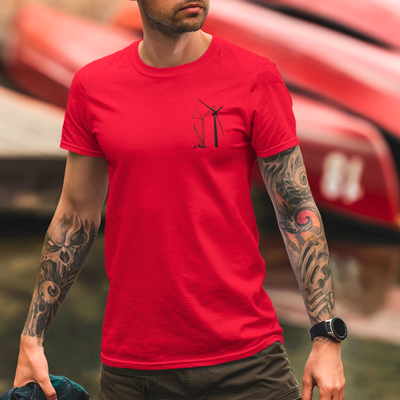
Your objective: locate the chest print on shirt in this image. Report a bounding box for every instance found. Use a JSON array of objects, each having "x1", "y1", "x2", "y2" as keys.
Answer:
[{"x1": 192, "y1": 99, "x2": 225, "y2": 148}]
